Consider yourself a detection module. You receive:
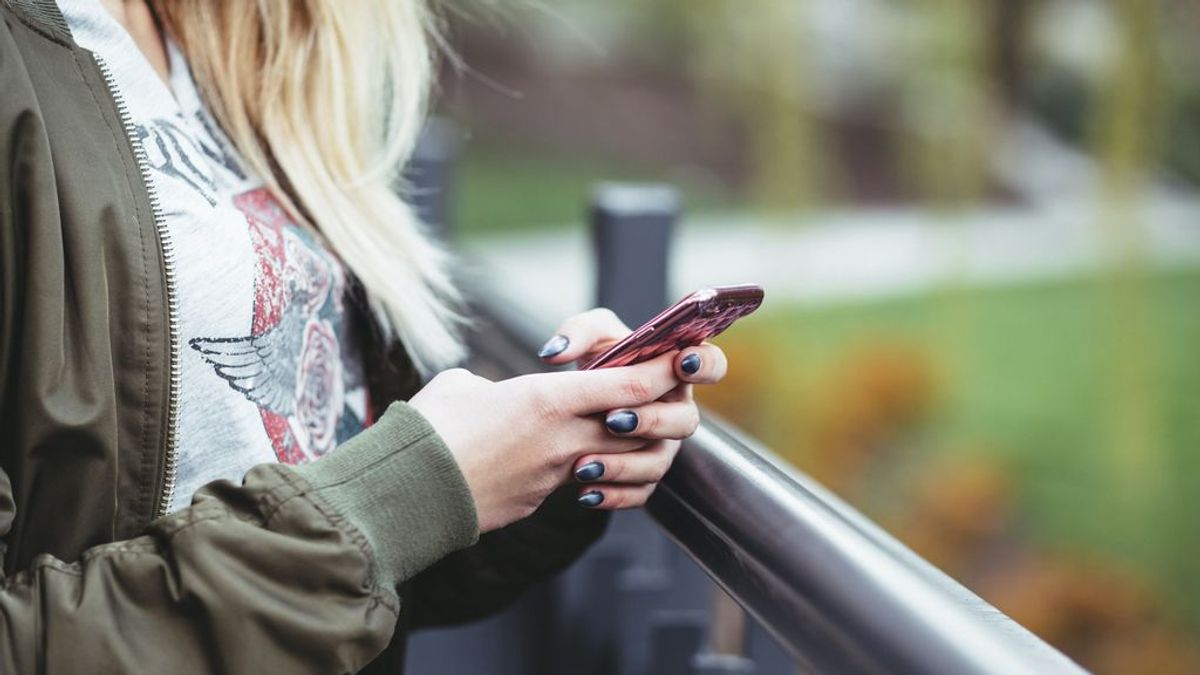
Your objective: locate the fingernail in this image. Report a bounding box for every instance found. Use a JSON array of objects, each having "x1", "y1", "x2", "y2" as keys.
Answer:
[
  {"x1": 605, "y1": 410, "x2": 638, "y2": 434},
  {"x1": 578, "y1": 491, "x2": 605, "y2": 508},
  {"x1": 575, "y1": 461, "x2": 605, "y2": 482},
  {"x1": 537, "y1": 334, "x2": 569, "y2": 359},
  {"x1": 681, "y1": 353, "x2": 702, "y2": 375}
]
